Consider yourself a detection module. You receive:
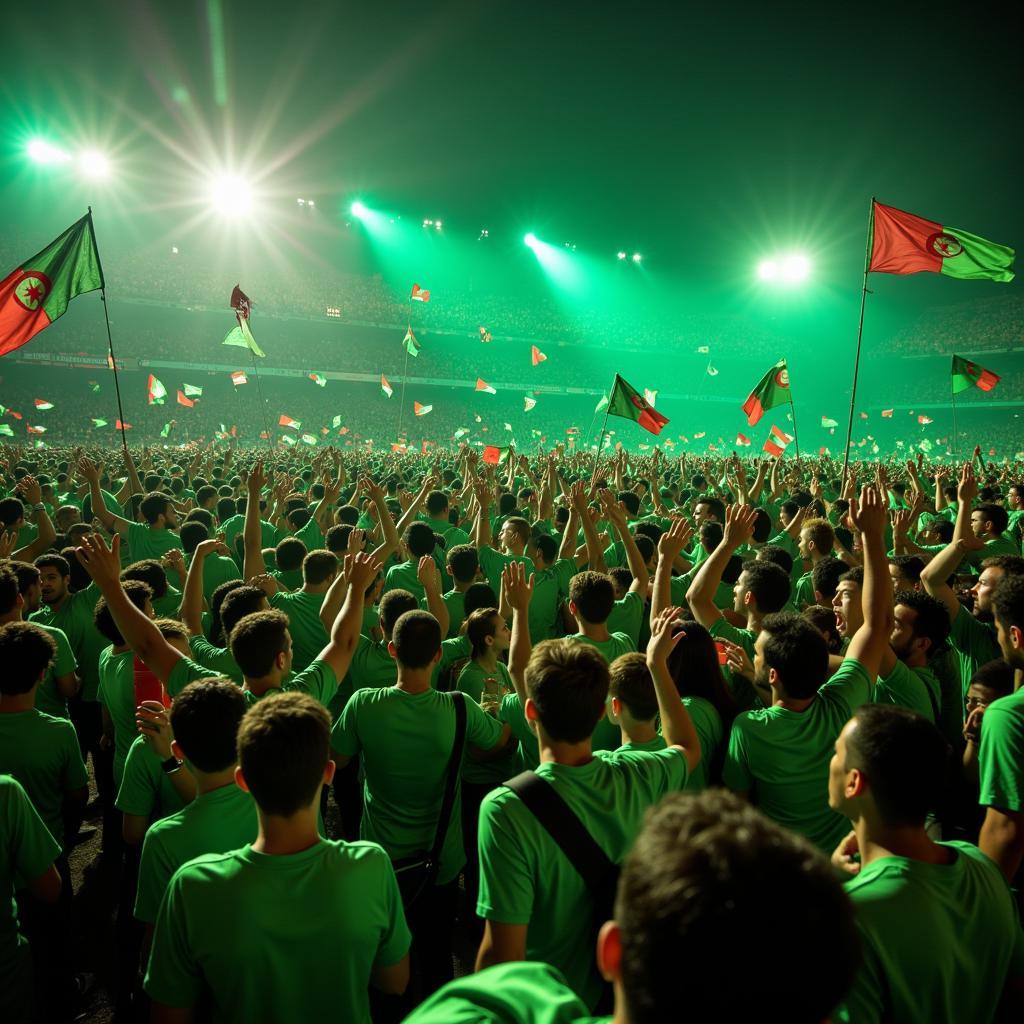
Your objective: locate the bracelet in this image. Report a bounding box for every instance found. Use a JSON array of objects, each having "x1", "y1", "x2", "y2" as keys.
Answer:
[
  {"x1": 160, "y1": 755, "x2": 182, "y2": 775},
  {"x1": 32, "y1": 503, "x2": 45, "y2": 512}
]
